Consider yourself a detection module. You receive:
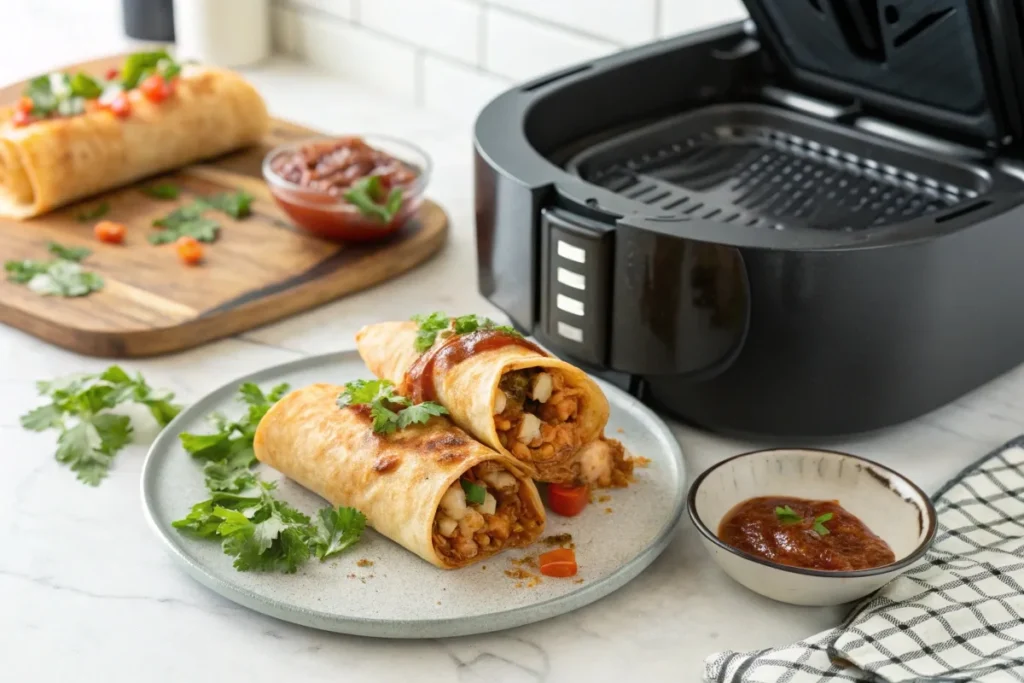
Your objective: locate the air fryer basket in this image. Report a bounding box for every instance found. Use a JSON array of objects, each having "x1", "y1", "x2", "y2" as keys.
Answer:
[{"x1": 565, "y1": 104, "x2": 1020, "y2": 232}]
